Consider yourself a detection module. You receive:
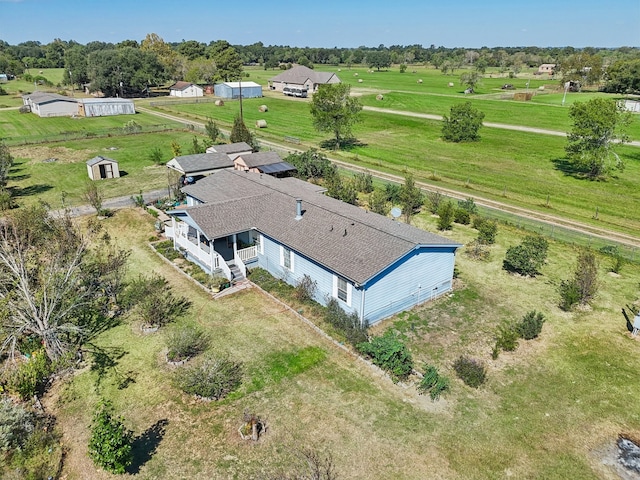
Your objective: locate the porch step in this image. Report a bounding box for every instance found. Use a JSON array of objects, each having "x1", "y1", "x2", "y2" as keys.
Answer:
[{"x1": 229, "y1": 264, "x2": 244, "y2": 281}]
